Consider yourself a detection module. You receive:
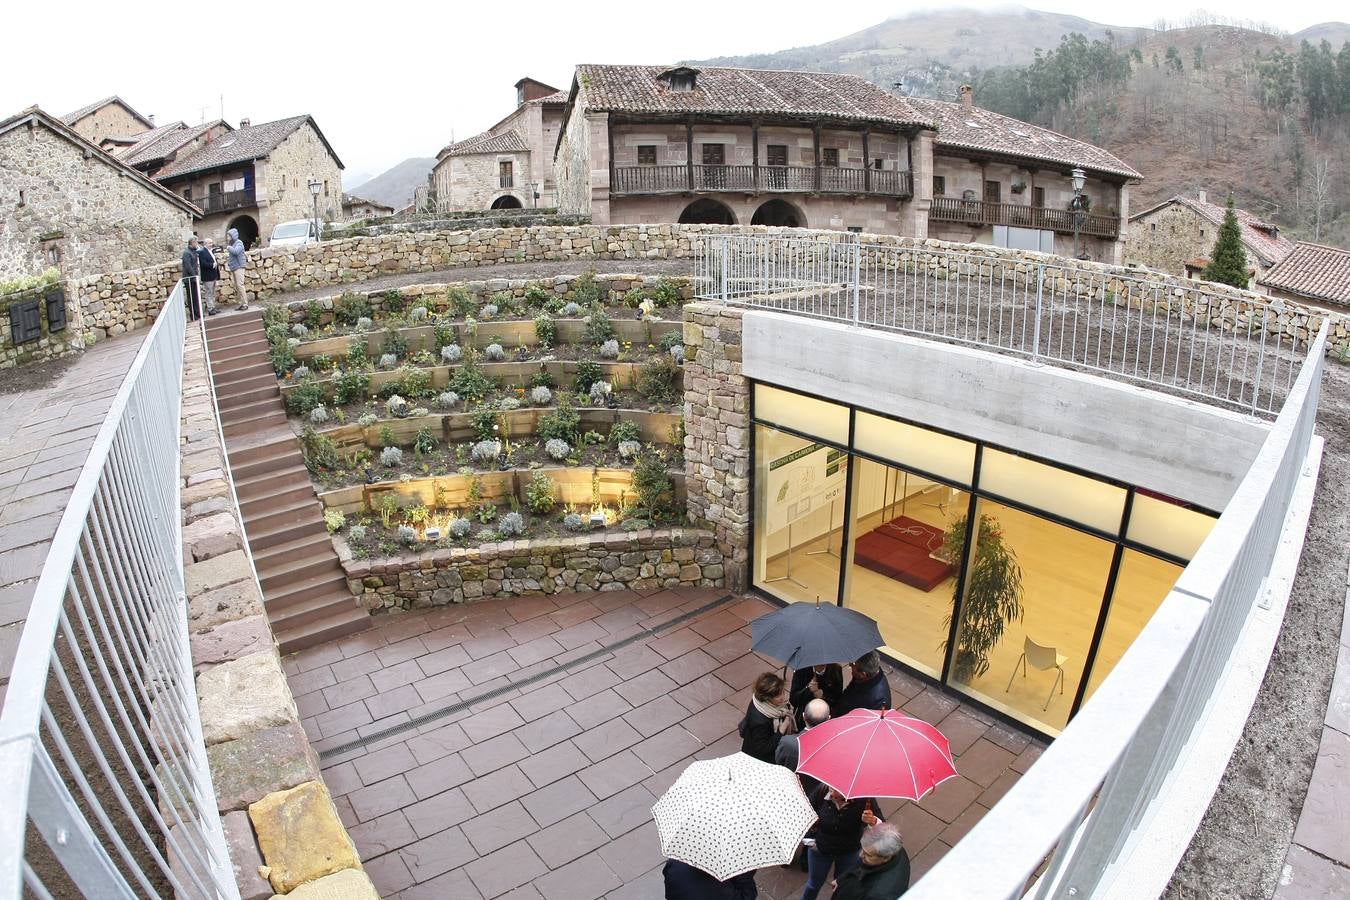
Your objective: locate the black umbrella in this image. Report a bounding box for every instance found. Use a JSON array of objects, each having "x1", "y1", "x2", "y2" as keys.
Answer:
[{"x1": 750, "y1": 601, "x2": 884, "y2": 669}]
